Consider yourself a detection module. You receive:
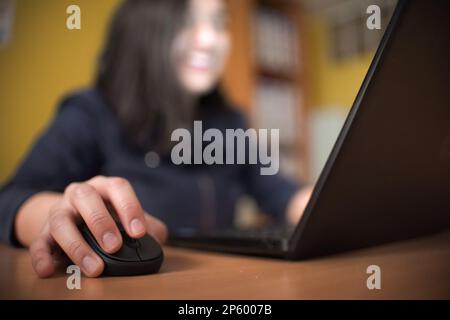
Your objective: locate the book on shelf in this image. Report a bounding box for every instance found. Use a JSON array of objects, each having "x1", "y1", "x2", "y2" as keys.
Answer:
[{"x1": 252, "y1": 6, "x2": 299, "y2": 76}]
